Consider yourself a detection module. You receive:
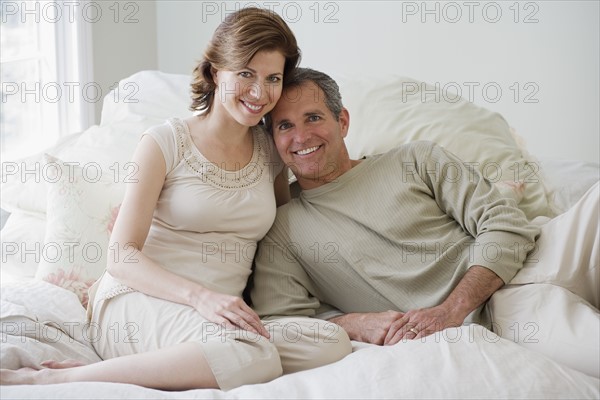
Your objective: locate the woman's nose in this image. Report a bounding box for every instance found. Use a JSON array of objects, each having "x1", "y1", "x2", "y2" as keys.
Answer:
[{"x1": 247, "y1": 82, "x2": 264, "y2": 102}]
